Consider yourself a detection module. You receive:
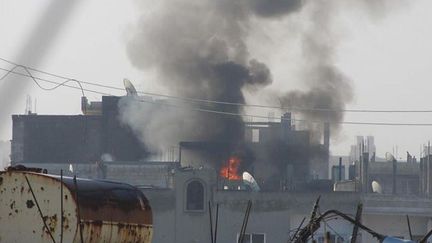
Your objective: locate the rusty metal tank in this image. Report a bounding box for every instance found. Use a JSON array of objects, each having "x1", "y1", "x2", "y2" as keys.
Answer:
[{"x1": 0, "y1": 169, "x2": 152, "y2": 243}]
